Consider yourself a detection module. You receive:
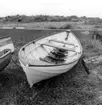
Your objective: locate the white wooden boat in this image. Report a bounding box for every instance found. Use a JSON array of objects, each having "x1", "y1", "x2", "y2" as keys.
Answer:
[
  {"x1": 19, "y1": 30, "x2": 83, "y2": 87},
  {"x1": 0, "y1": 36, "x2": 14, "y2": 72}
]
